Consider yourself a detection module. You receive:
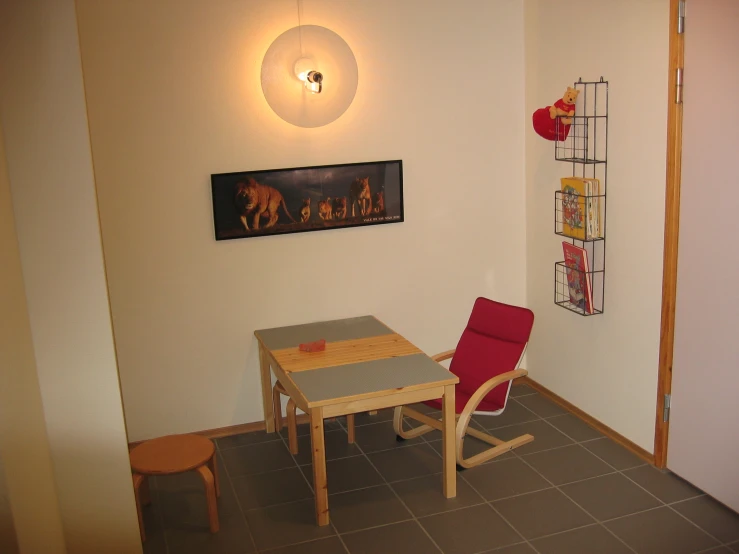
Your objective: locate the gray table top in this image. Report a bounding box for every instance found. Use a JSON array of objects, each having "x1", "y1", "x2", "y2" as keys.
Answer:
[
  {"x1": 255, "y1": 316, "x2": 458, "y2": 406},
  {"x1": 290, "y1": 353, "x2": 457, "y2": 405},
  {"x1": 255, "y1": 315, "x2": 393, "y2": 351}
]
